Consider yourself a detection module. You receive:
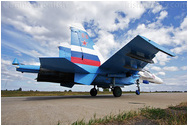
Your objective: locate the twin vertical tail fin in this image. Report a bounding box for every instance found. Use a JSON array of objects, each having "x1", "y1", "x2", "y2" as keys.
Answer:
[
  {"x1": 58, "y1": 26, "x2": 101, "y2": 67},
  {"x1": 70, "y1": 27, "x2": 101, "y2": 67},
  {"x1": 58, "y1": 43, "x2": 71, "y2": 61},
  {"x1": 57, "y1": 26, "x2": 101, "y2": 85}
]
